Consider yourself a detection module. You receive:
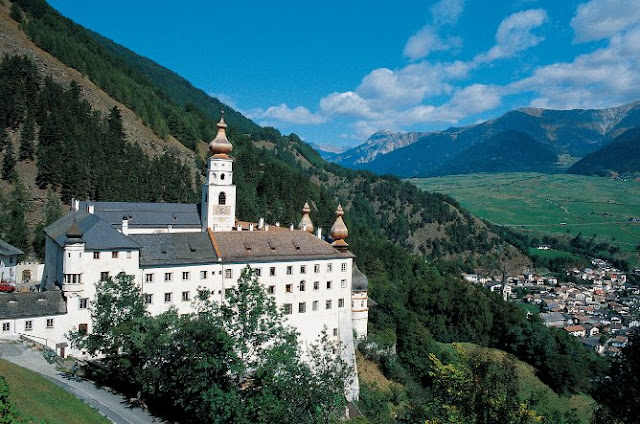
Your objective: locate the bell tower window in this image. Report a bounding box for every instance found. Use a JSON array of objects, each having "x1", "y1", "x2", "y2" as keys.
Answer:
[
  {"x1": 218, "y1": 192, "x2": 226, "y2": 205},
  {"x1": 220, "y1": 173, "x2": 225, "y2": 180}
]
